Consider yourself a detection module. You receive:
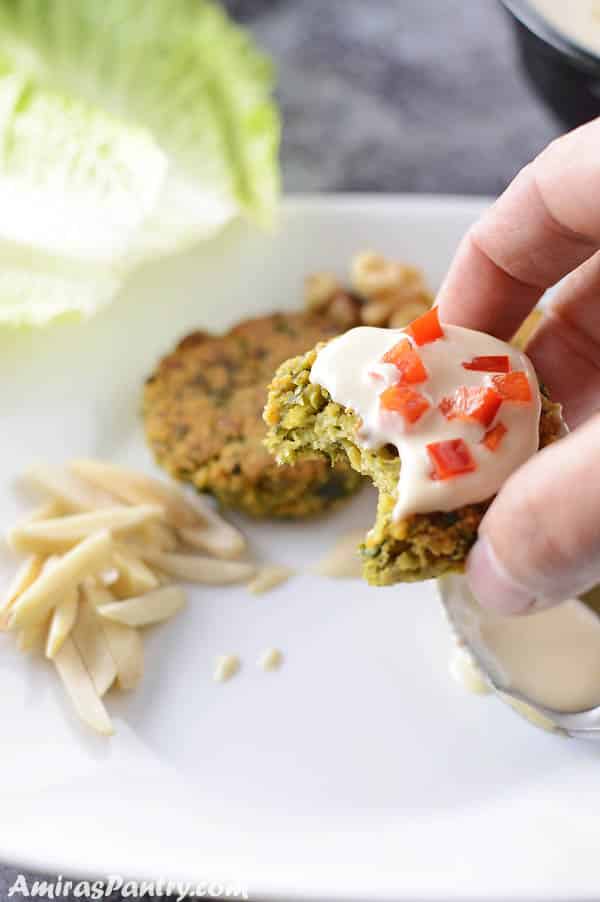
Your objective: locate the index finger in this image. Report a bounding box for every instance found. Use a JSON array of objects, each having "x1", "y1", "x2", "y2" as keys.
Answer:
[{"x1": 437, "y1": 119, "x2": 600, "y2": 339}]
